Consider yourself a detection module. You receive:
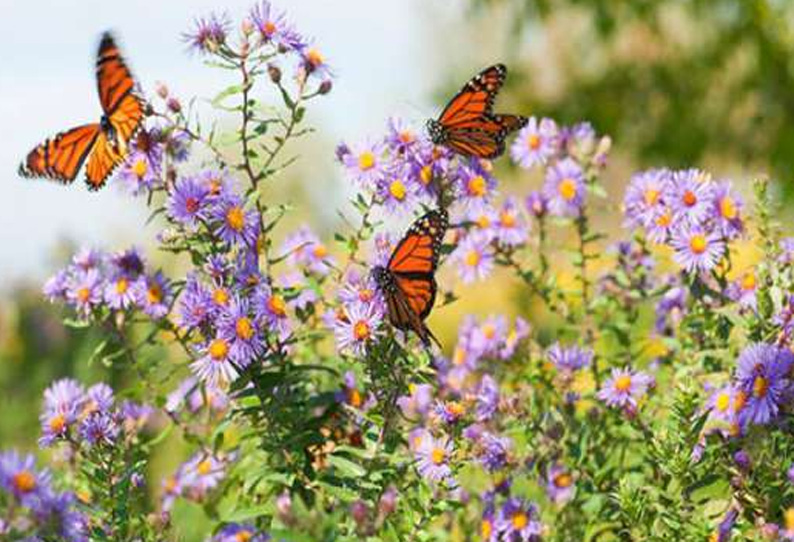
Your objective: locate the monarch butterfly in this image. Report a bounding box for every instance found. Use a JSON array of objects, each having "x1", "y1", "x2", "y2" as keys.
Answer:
[
  {"x1": 426, "y1": 64, "x2": 527, "y2": 159},
  {"x1": 372, "y1": 208, "x2": 449, "y2": 348},
  {"x1": 18, "y1": 32, "x2": 145, "y2": 190}
]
